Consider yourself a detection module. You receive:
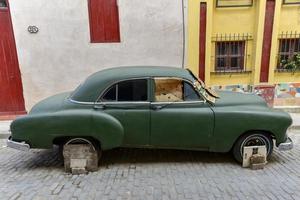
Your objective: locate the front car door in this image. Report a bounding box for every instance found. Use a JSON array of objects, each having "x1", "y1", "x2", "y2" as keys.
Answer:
[
  {"x1": 96, "y1": 78, "x2": 150, "y2": 147},
  {"x1": 150, "y1": 77, "x2": 214, "y2": 150}
]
